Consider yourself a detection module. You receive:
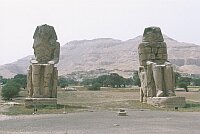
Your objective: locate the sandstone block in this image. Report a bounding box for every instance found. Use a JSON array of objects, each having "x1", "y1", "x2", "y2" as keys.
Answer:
[
  {"x1": 157, "y1": 47, "x2": 167, "y2": 54},
  {"x1": 155, "y1": 54, "x2": 167, "y2": 60},
  {"x1": 138, "y1": 27, "x2": 177, "y2": 105},
  {"x1": 147, "y1": 97, "x2": 186, "y2": 108},
  {"x1": 25, "y1": 98, "x2": 57, "y2": 107},
  {"x1": 25, "y1": 24, "x2": 60, "y2": 106}
]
